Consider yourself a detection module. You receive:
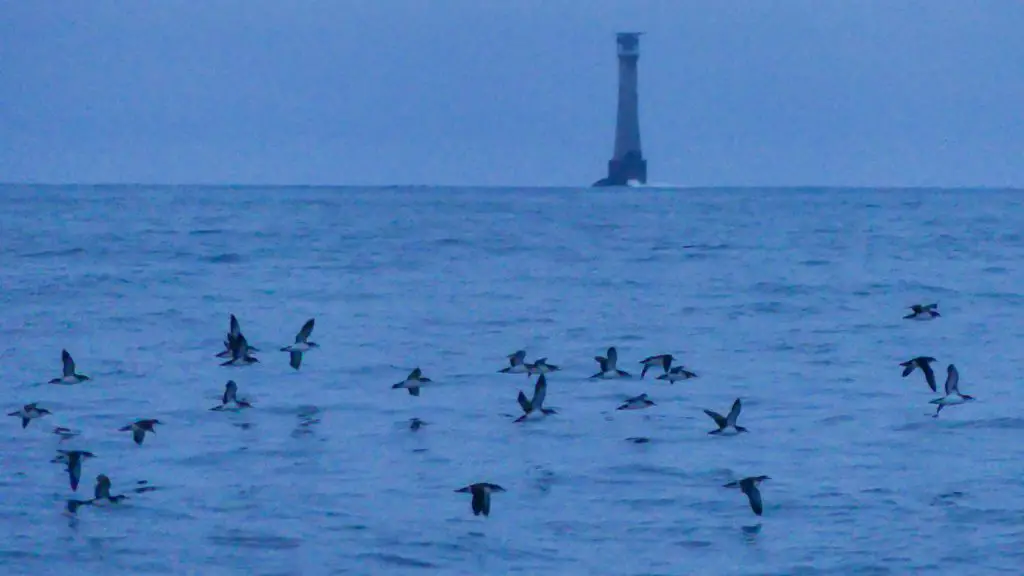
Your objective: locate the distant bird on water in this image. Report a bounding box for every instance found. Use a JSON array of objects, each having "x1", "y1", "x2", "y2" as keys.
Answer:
[
  {"x1": 8, "y1": 403, "x2": 51, "y2": 429},
  {"x1": 525, "y1": 357, "x2": 560, "y2": 377},
  {"x1": 118, "y1": 419, "x2": 161, "y2": 445},
  {"x1": 499, "y1": 350, "x2": 528, "y2": 374},
  {"x1": 210, "y1": 380, "x2": 252, "y2": 411},
  {"x1": 590, "y1": 346, "x2": 631, "y2": 379},
  {"x1": 616, "y1": 393, "x2": 655, "y2": 411},
  {"x1": 639, "y1": 354, "x2": 673, "y2": 378},
  {"x1": 657, "y1": 365, "x2": 698, "y2": 383},
  {"x1": 703, "y1": 398, "x2": 748, "y2": 435},
  {"x1": 454, "y1": 482, "x2": 506, "y2": 517},
  {"x1": 49, "y1": 349, "x2": 89, "y2": 384},
  {"x1": 904, "y1": 303, "x2": 940, "y2": 320},
  {"x1": 280, "y1": 318, "x2": 318, "y2": 370},
  {"x1": 392, "y1": 368, "x2": 432, "y2": 397},
  {"x1": 514, "y1": 374, "x2": 557, "y2": 422},
  {"x1": 724, "y1": 475, "x2": 770, "y2": 516},
  {"x1": 930, "y1": 364, "x2": 975, "y2": 417},
  {"x1": 900, "y1": 356, "x2": 938, "y2": 392}
]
